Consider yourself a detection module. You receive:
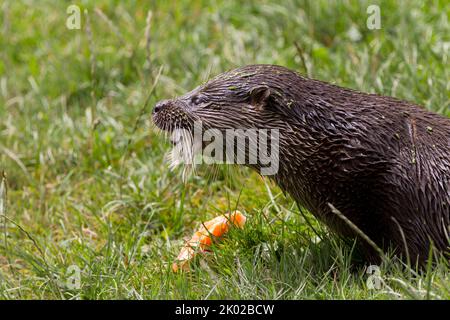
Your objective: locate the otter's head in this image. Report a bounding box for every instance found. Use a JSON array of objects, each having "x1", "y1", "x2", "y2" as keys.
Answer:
[
  {"x1": 152, "y1": 65, "x2": 299, "y2": 176},
  {"x1": 152, "y1": 65, "x2": 300, "y2": 132}
]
